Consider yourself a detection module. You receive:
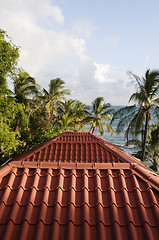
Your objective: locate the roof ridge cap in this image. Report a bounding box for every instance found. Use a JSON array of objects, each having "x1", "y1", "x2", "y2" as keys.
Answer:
[
  {"x1": 51, "y1": 132, "x2": 100, "y2": 143},
  {"x1": 132, "y1": 164, "x2": 159, "y2": 191},
  {"x1": 7, "y1": 161, "x2": 132, "y2": 169},
  {"x1": 0, "y1": 164, "x2": 12, "y2": 179},
  {"x1": 94, "y1": 136, "x2": 149, "y2": 170}
]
